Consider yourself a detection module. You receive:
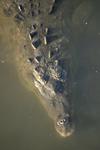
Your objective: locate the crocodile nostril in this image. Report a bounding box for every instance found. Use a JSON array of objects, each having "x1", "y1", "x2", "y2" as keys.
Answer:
[{"x1": 57, "y1": 119, "x2": 66, "y2": 125}]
